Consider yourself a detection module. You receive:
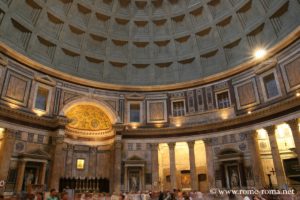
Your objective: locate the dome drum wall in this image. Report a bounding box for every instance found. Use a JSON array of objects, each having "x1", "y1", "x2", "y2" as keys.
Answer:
[
  {"x1": 0, "y1": 0, "x2": 299, "y2": 86},
  {"x1": 0, "y1": 38, "x2": 299, "y2": 135}
]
